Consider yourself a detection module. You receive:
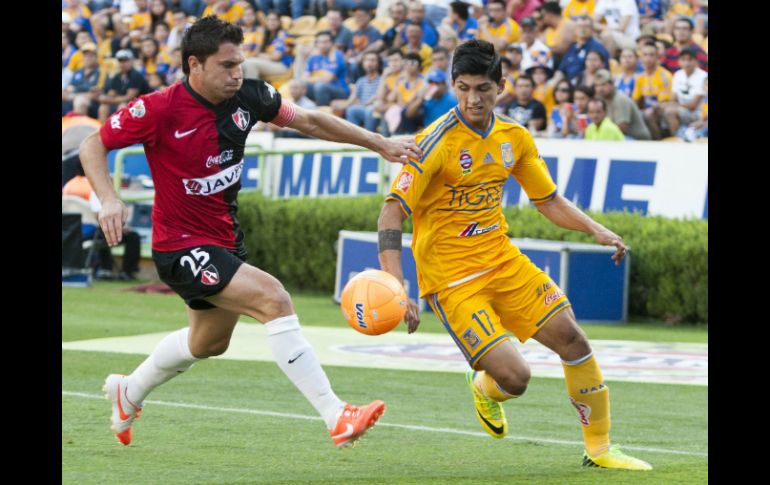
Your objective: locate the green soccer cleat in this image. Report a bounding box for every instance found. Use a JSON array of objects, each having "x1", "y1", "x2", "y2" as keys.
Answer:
[
  {"x1": 582, "y1": 445, "x2": 653, "y2": 470},
  {"x1": 465, "y1": 370, "x2": 508, "y2": 439}
]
